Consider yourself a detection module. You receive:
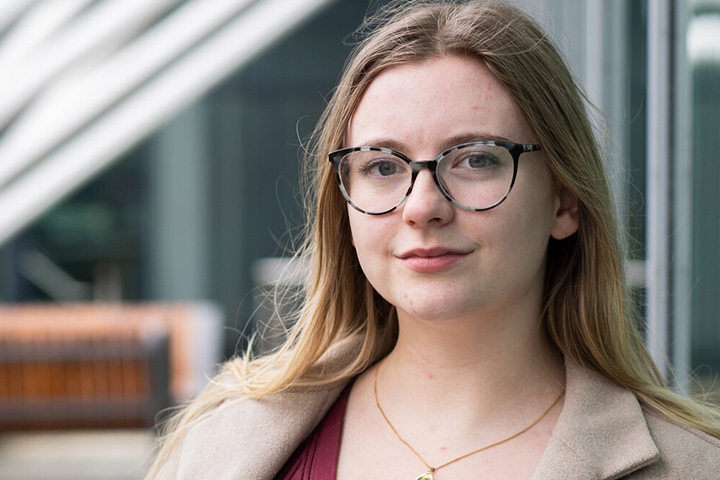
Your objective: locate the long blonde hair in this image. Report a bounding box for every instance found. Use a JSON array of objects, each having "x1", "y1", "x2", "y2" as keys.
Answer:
[{"x1": 148, "y1": 1, "x2": 720, "y2": 474}]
